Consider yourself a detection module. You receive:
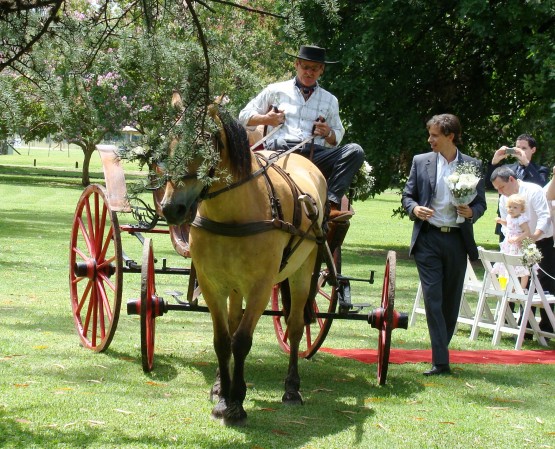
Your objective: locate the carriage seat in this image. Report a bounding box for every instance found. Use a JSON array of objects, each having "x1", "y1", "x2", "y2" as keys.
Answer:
[{"x1": 96, "y1": 145, "x2": 132, "y2": 212}]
